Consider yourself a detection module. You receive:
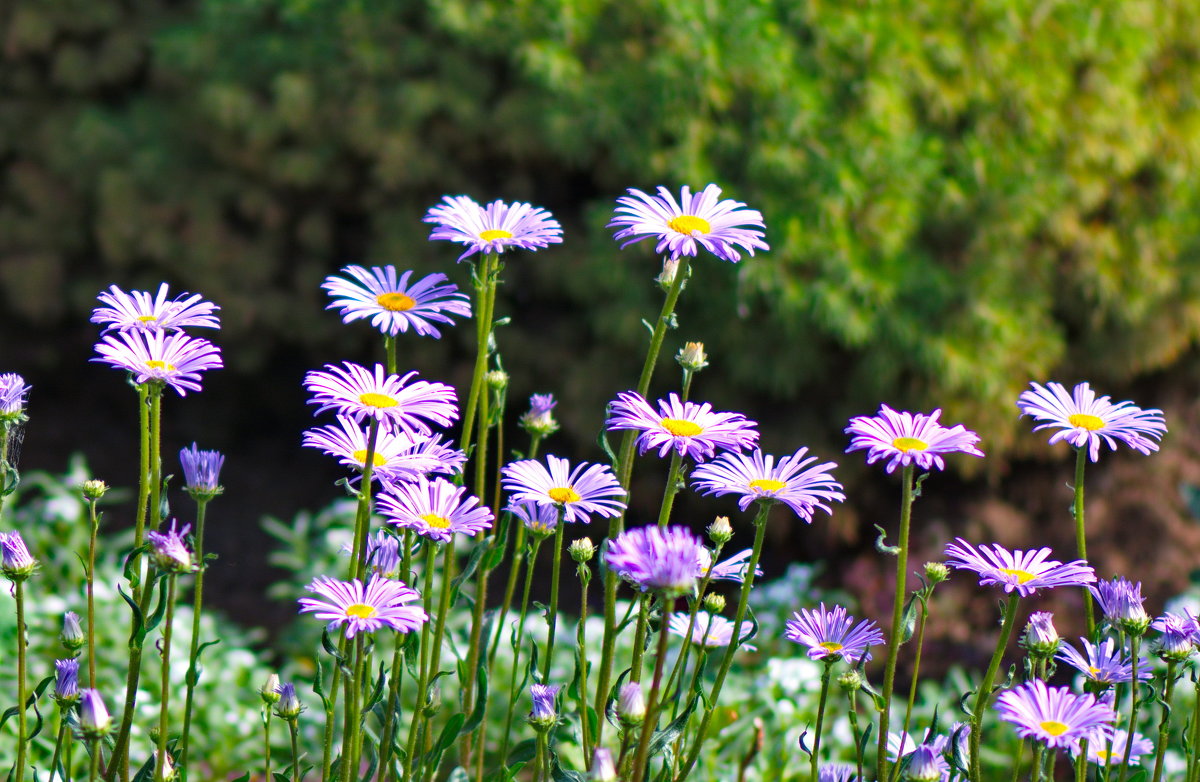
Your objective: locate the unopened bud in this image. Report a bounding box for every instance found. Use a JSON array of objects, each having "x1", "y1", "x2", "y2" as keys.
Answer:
[
  {"x1": 0, "y1": 531, "x2": 36, "y2": 580},
  {"x1": 569, "y1": 538, "x2": 595, "y2": 564},
  {"x1": 274, "y1": 682, "x2": 302, "y2": 720},
  {"x1": 486, "y1": 370, "x2": 509, "y2": 390},
  {"x1": 656, "y1": 258, "x2": 682, "y2": 290},
  {"x1": 260, "y1": 674, "x2": 281, "y2": 705},
  {"x1": 61, "y1": 611, "x2": 85, "y2": 652},
  {"x1": 924, "y1": 562, "x2": 950, "y2": 585},
  {"x1": 707, "y1": 516, "x2": 733, "y2": 546},
  {"x1": 519, "y1": 394, "x2": 560, "y2": 438},
  {"x1": 676, "y1": 342, "x2": 709, "y2": 373},
  {"x1": 78, "y1": 689, "x2": 112, "y2": 739},
  {"x1": 1021, "y1": 612, "x2": 1060, "y2": 659},
  {"x1": 904, "y1": 746, "x2": 942, "y2": 782},
  {"x1": 590, "y1": 747, "x2": 617, "y2": 781},
  {"x1": 837, "y1": 669, "x2": 864, "y2": 692},
  {"x1": 618, "y1": 682, "x2": 645, "y2": 728},
  {"x1": 527, "y1": 683, "x2": 559, "y2": 730},
  {"x1": 702, "y1": 593, "x2": 726, "y2": 614},
  {"x1": 81, "y1": 479, "x2": 109, "y2": 501},
  {"x1": 154, "y1": 751, "x2": 177, "y2": 781}
]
